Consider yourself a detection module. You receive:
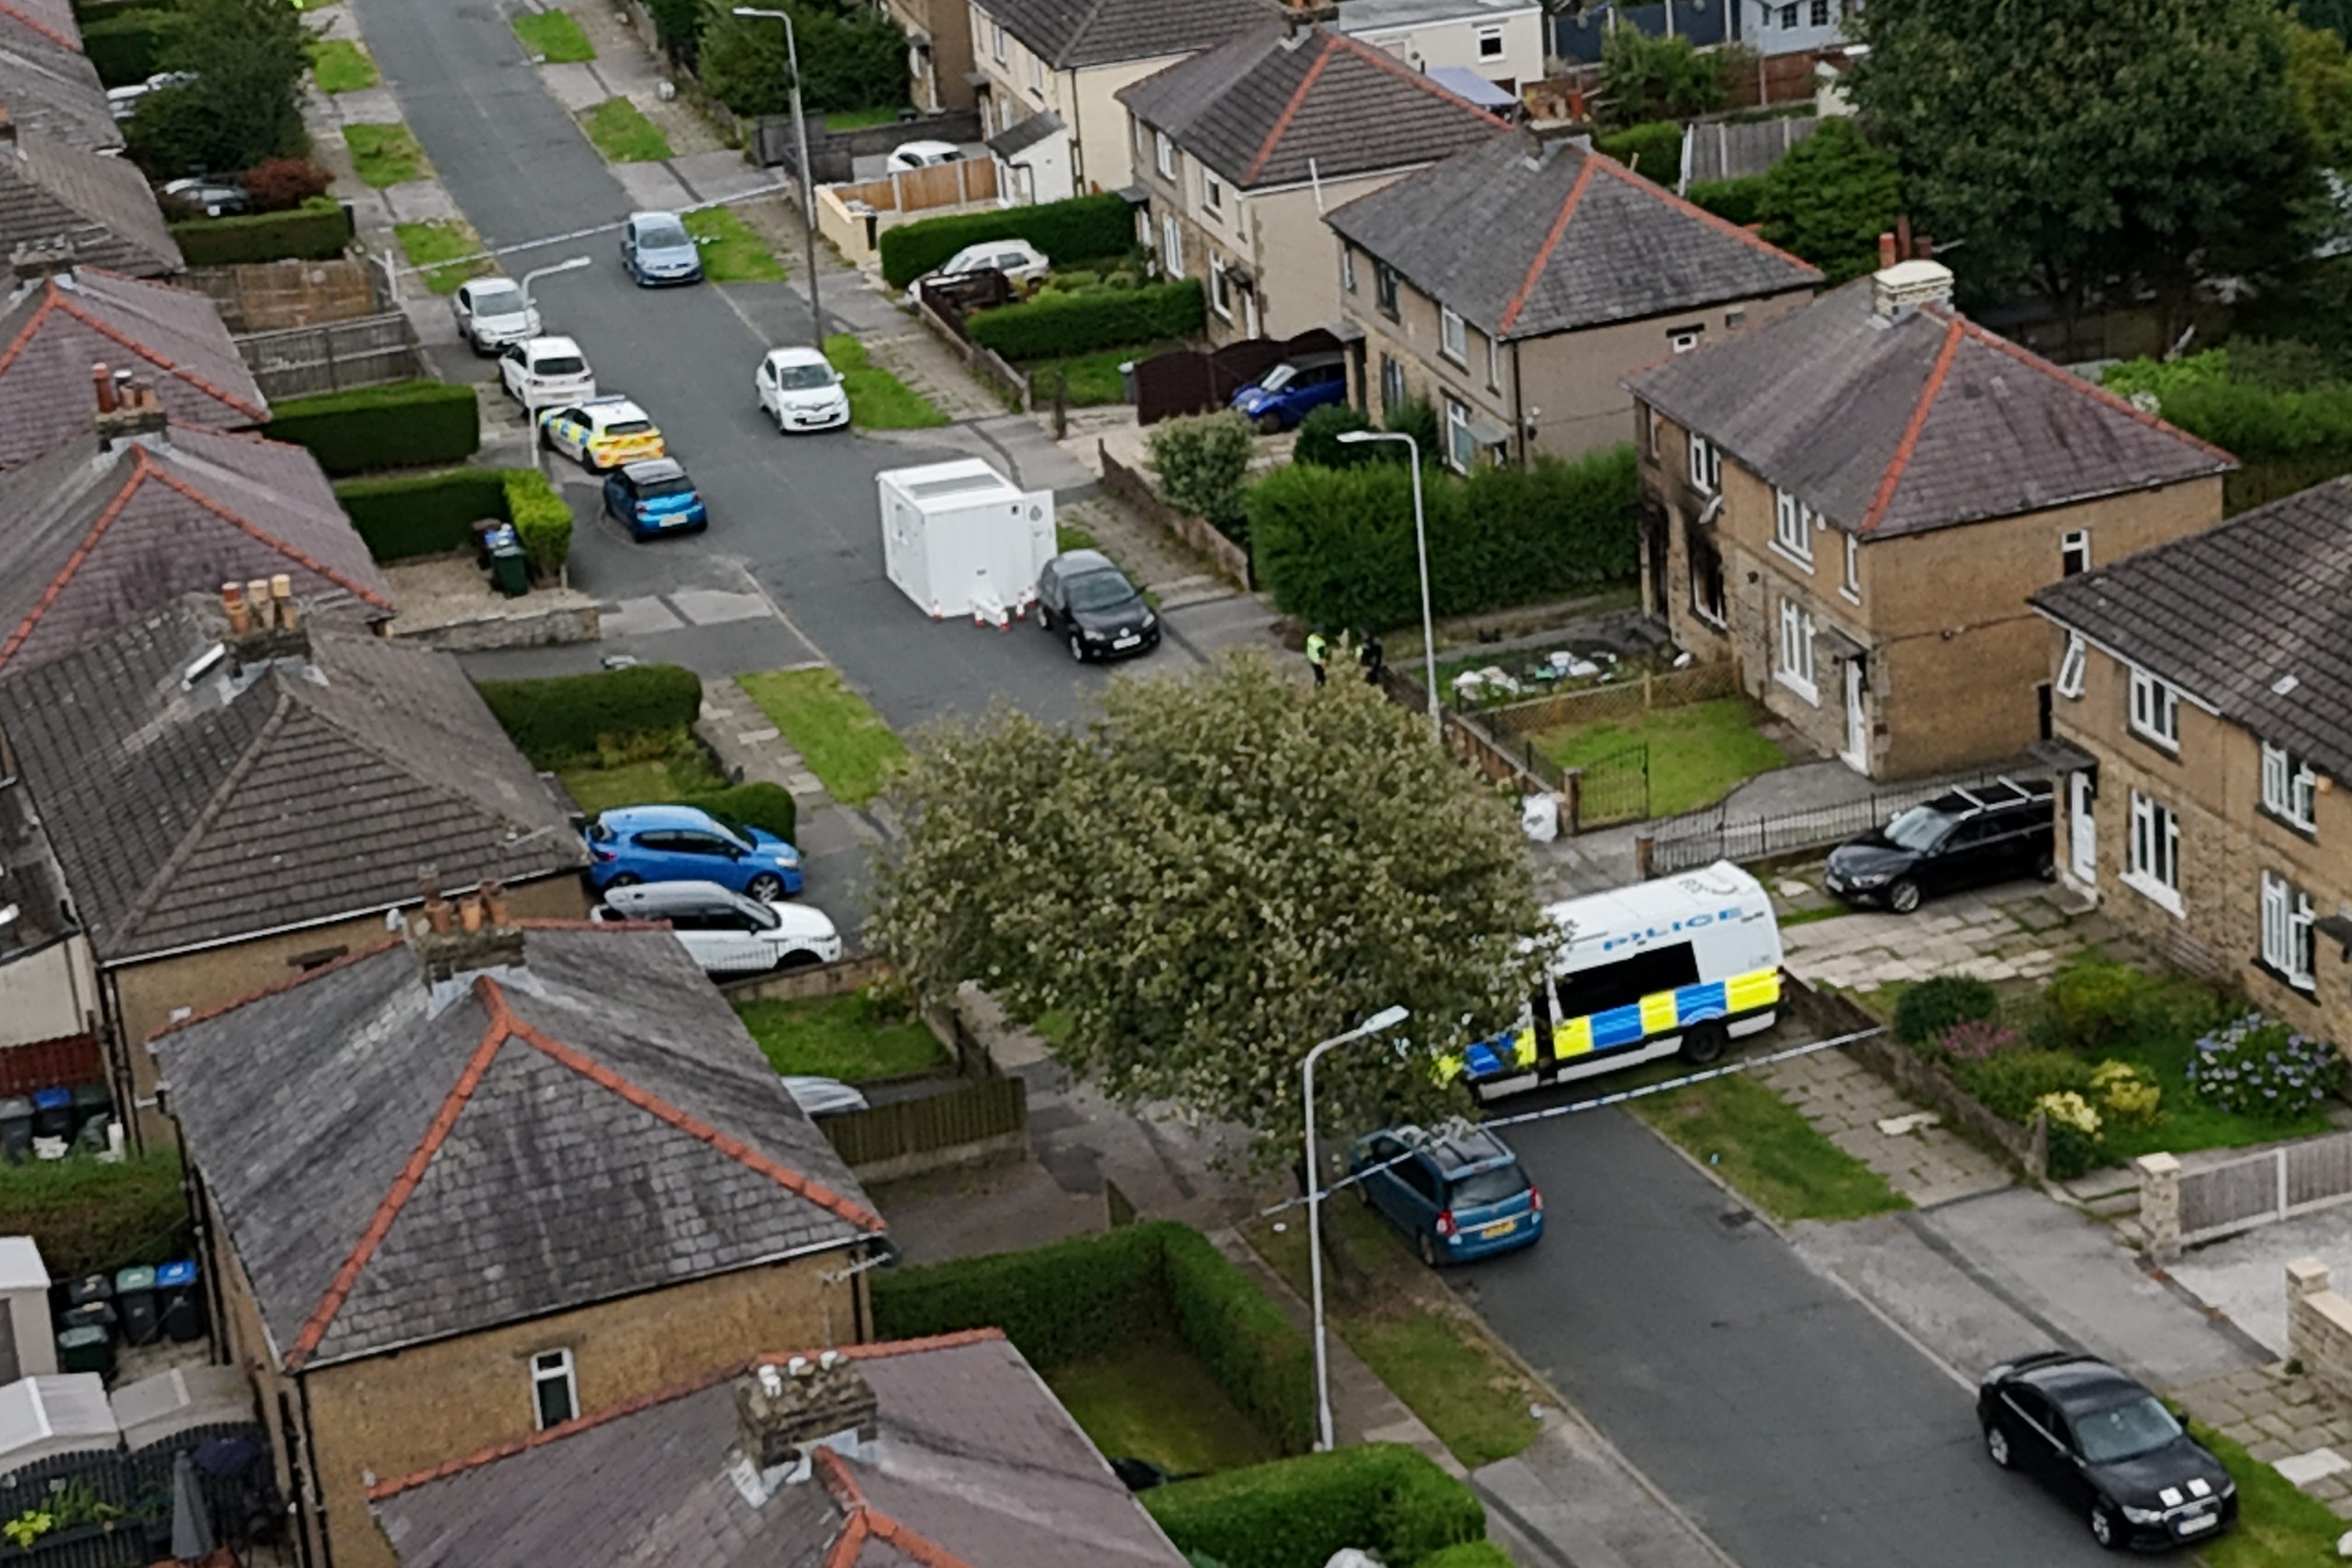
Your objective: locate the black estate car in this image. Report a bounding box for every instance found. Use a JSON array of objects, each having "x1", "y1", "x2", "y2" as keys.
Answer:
[
  {"x1": 1035, "y1": 550, "x2": 1158, "y2": 663},
  {"x1": 1979, "y1": 1352, "x2": 2235, "y2": 1550},
  {"x1": 1824, "y1": 777, "x2": 2056, "y2": 913}
]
